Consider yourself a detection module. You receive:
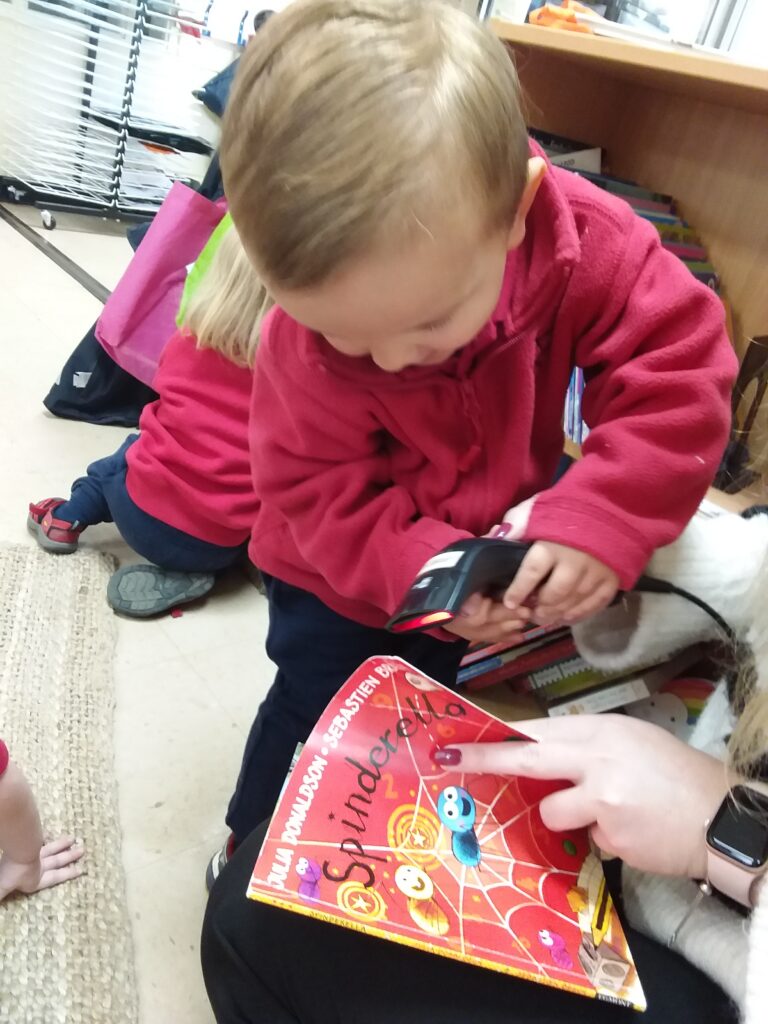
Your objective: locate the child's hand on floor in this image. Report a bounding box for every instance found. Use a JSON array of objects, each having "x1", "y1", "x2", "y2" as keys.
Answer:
[{"x1": 0, "y1": 836, "x2": 85, "y2": 902}]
